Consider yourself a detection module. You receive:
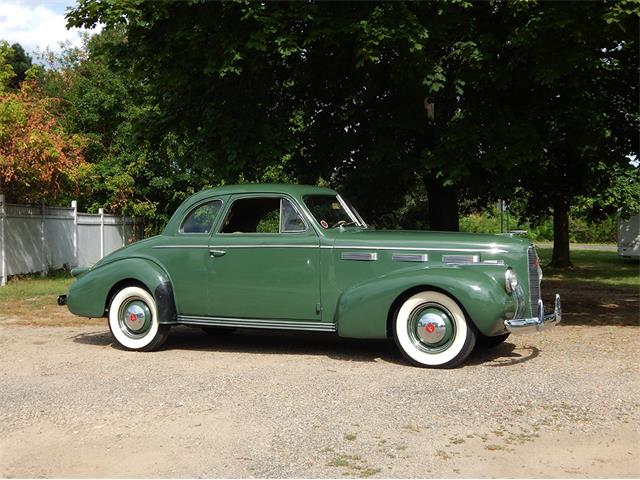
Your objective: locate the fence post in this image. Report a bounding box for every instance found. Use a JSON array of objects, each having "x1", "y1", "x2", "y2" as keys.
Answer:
[
  {"x1": 71, "y1": 200, "x2": 78, "y2": 267},
  {"x1": 41, "y1": 201, "x2": 47, "y2": 276},
  {"x1": 122, "y1": 211, "x2": 125, "y2": 247},
  {"x1": 0, "y1": 194, "x2": 5, "y2": 286},
  {"x1": 99, "y1": 208, "x2": 105, "y2": 259}
]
